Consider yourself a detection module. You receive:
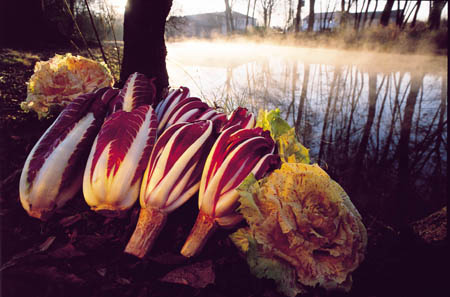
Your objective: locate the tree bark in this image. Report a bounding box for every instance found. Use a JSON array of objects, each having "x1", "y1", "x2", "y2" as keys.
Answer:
[
  {"x1": 369, "y1": 0, "x2": 378, "y2": 26},
  {"x1": 308, "y1": 0, "x2": 315, "y2": 31},
  {"x1": 225, "y1": 0, "x2": 234, "y2": 33},
  {"x1": 411, "y1": 0, "x2": 421, "y2": 28},
  {"x1": 380, "y1": 0, "x2": 394, "y2": 26},
  {"x1": 120, "y1": 0, "x2": 172, "y2": 102},
  {"x1": 428, "y1": 0, "x2": 447, "y2": 30},
  {"x1": 362, "y1": 0, "x2": 371, "y2": 29},
  {"x1": 294, "y1": 0, "x2": 303, "y2": 33},
  {"x1": 245, "y1": 0, "x2": 251, "y2": 30}
]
